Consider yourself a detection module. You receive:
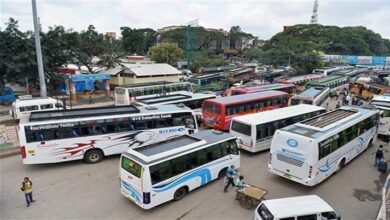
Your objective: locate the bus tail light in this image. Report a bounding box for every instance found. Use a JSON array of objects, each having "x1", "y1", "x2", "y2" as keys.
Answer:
[
  {"x1": 143, "y1": 192, "x2": 151, "y2": 204},
  {"x1": 21, "y1": 146, "x2": 26, "y2": 159},
  {"x1": 308, "y1": 166, "x2": 313, "y2": 178},
  {"x1": 250, "y1": 139, "x2": 253, "y2": 147},
  {"x1": 269, "y1": 153, "x2": 272, "y2": 164}
]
